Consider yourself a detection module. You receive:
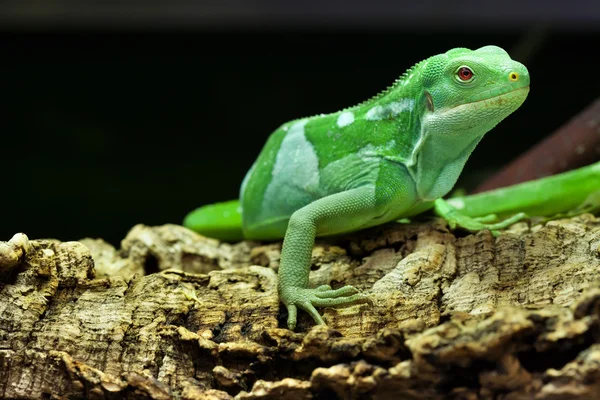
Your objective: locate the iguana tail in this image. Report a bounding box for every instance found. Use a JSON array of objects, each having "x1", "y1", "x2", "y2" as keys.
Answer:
[{"x1": 183, "y1": 199, "x2": 244, "y2": 242}]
